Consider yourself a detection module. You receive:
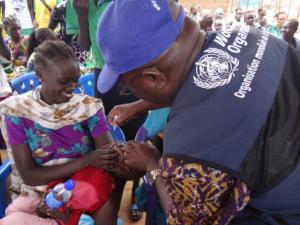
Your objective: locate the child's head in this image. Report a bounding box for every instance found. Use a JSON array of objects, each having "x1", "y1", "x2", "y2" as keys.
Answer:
[
  {"x1": 26, "y1": 28, "x2": 58, "y2": 59},
  {"x1": 214, "y1": 19, "x2": 223, "y2": 31},
  {"x1": 3, "y1": 15, "x2": 22, "y2": 43},
  {"x1": 244, "y1": 10, "x2": 255, "y2": 26},
  {"x1": 235, "y1": 8, "x2": 243, "y2": 21},
  {"x1": 200, "y1": 15, "x2": 213, "y2": 32},
  {"x1": 35, "y1": 40, "x2": 80, "y2": 104}
]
